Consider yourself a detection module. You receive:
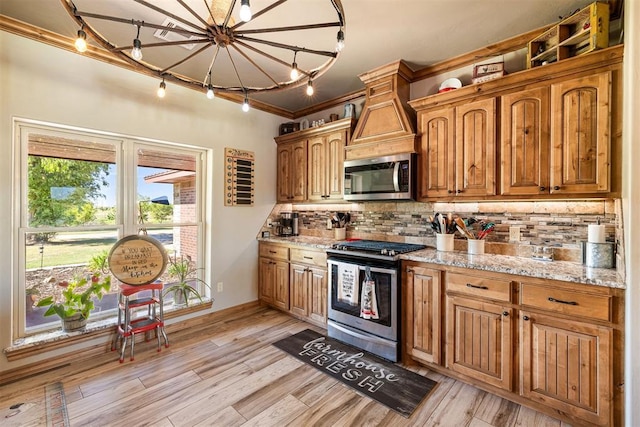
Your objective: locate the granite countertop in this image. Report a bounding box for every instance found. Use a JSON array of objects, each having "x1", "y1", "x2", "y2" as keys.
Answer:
[{"x1": 258, "y1": 237, "x2": 625, "y2": 289}]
